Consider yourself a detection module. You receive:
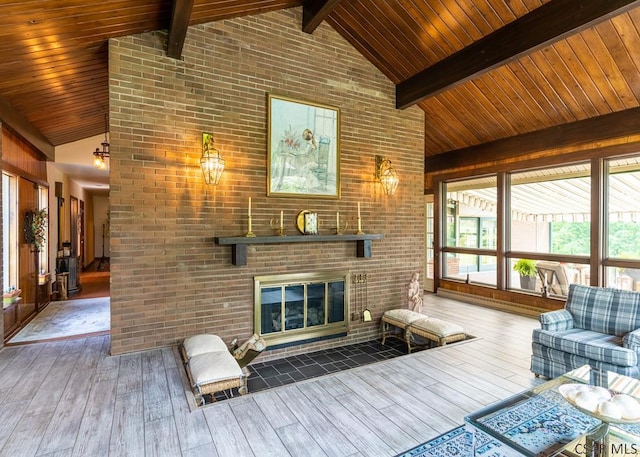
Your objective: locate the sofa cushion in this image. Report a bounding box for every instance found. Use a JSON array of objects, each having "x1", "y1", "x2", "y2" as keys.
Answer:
[
  {"x1": 539, "y1": 309, "x2": 574, "y2": 331},
  {"x1": 533, "y1": 328, "x2": 636, "y2": 367},
  {"x1": 566, "y1": 284, "x2": 640, "y2": 336},
  {"x1": 625, "y1": 328, "x2": 640, "y2": 352}
]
